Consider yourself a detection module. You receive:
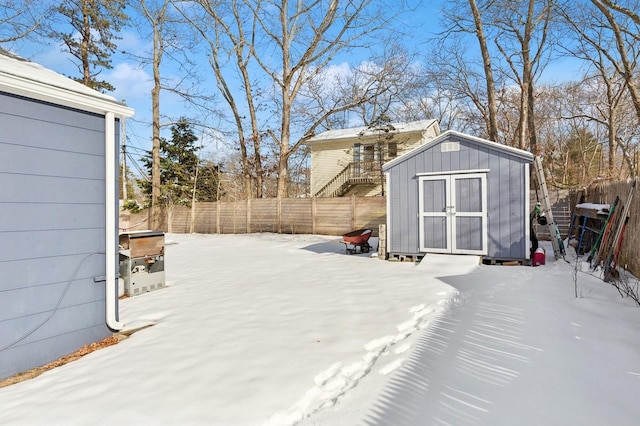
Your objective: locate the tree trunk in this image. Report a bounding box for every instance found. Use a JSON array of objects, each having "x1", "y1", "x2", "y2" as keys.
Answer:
[
  {"x1": 276, "y1": 155, "x2": 289, "y2": 199},
  {"x1": 150, "y1": 18, "x2": 162, "y2": 230},
  {"x1": 469, "y1": 0, "x2": 499, "y2": 141},
  {"x1": 517, "y1": 88, "x2": 528, "y2": 150},
  {"x1": 607, "y1": 103, "x2": 617, "y2": 176},
  {"x1": 592, "y1": 0, "x2": 640, "y2": 123},
  {"x1": 81, "y1": 0, "x2": 91, "y2": 86},
  {"x1": 277, "y1": 93, "x2": 292, "y2": 199},
  {"x1": 527, "y1": 79, "x2": 538, "y2": 155}
]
